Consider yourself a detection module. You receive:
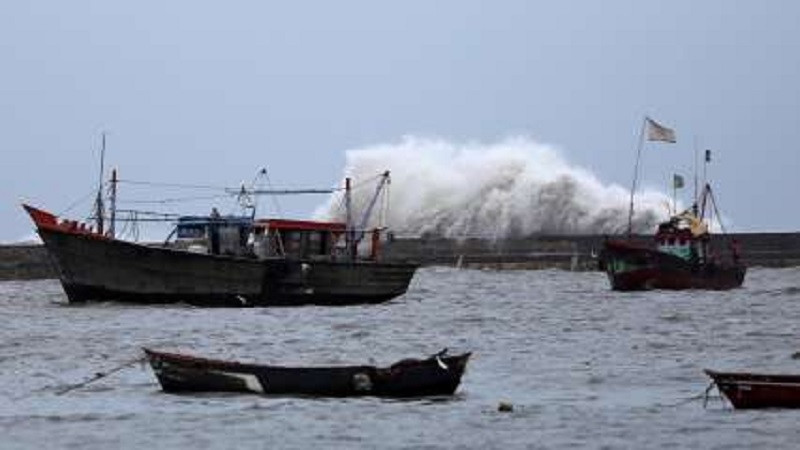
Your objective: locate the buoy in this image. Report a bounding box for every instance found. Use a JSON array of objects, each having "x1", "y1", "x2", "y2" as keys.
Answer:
[{"x1": 497, "y1": 401, "x2": 513, "y2": 412}]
